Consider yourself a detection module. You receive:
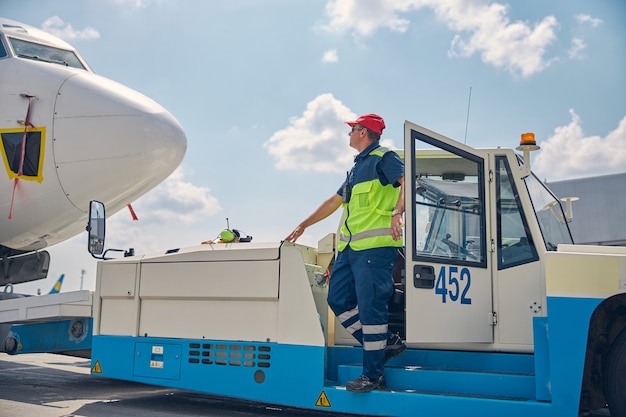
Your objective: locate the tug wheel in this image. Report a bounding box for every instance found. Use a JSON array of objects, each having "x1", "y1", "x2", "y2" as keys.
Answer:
[
  {"x1": 4, "y1": 336, "x2": 18, "y2": 354},
  {"x1": 605, "y1": 328, "x2": 626, "y2": 417}
]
